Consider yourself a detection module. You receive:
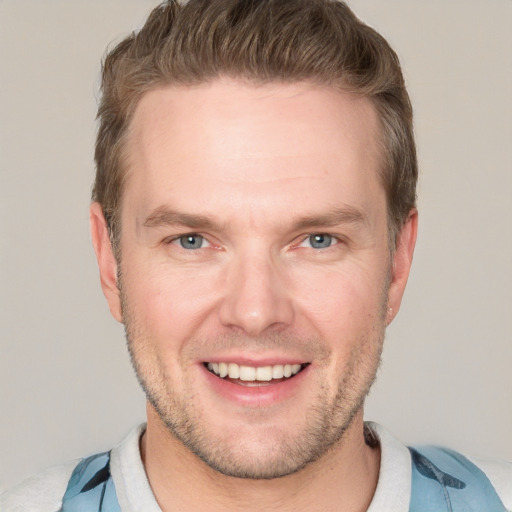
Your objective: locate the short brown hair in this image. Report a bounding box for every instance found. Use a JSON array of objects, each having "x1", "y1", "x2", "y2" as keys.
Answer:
[{"x1": 93, "y1": 0, "x2": 417, "y2": 250}]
